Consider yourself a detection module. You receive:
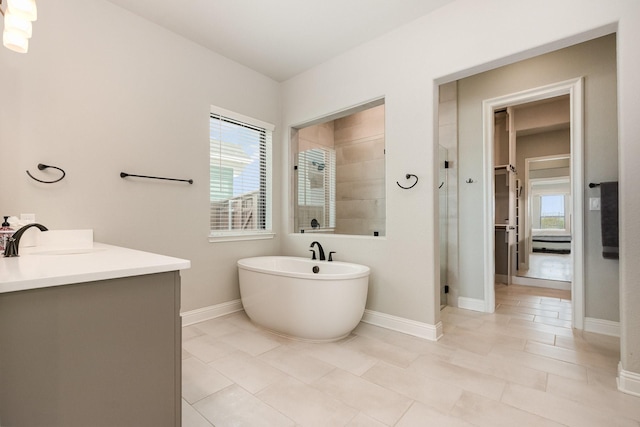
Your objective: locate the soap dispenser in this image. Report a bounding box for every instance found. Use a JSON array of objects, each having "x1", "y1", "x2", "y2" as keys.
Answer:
[{"x1": 0, "y1": 216, "x2": 14, "y2": 252}]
